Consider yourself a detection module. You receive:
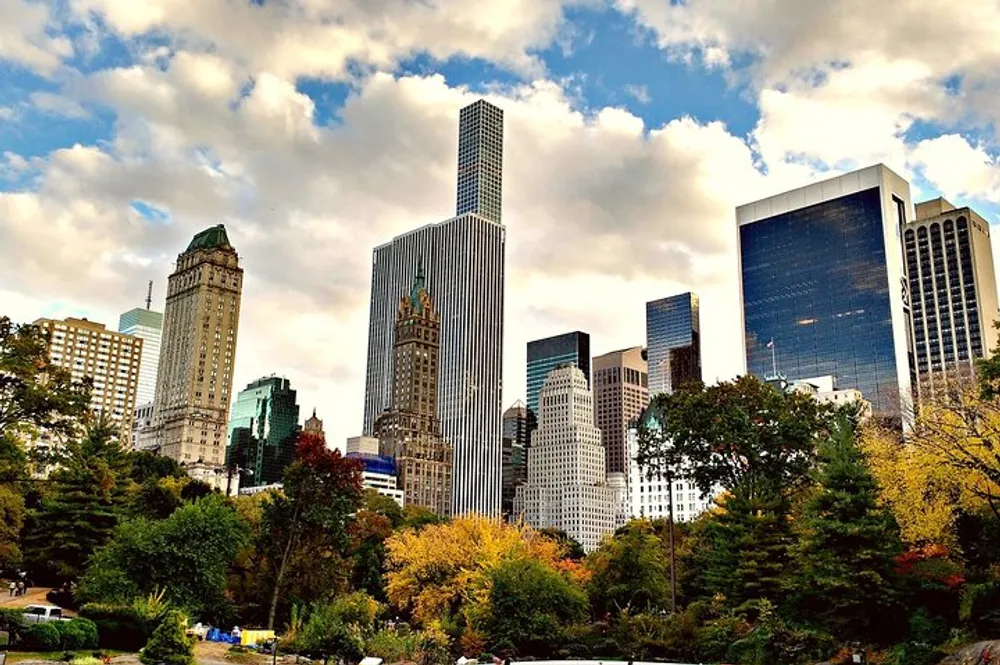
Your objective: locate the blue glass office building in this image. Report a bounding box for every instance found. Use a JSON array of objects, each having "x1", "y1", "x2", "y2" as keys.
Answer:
[
  {"x1": 526, "y1": 332, "x2": 590, "y2": 425},
  {"x1": 737, "y1": 165, "x2": 915, "y2": 420},
  {"x1": 646, "y1": 293, "x2": 701, "y2": 395},
  {"x1": 226, "y1": 376, "x2": 301, "y2": 487}
]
